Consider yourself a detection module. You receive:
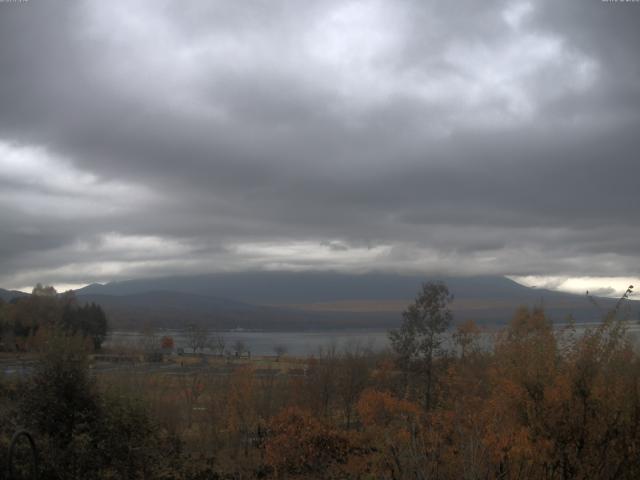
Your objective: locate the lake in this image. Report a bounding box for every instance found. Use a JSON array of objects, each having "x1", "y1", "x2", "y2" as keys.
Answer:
[
  {"x1": 105, "y1": 321, "x2": 640, "y2": 357},
  {"x1": 106, "y1": 329, "x2": 391, "y2": 356}
]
